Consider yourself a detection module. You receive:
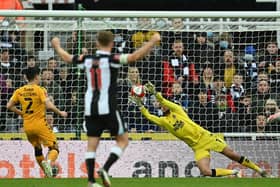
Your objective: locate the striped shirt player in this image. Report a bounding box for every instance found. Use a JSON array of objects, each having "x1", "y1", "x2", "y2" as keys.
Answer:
[
  {"x1": 51, "y1": 31, "x2": 161, "y2": 187},
  {"x1": 72, "y1": 51, "x2": 129, "y2": 136}
]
